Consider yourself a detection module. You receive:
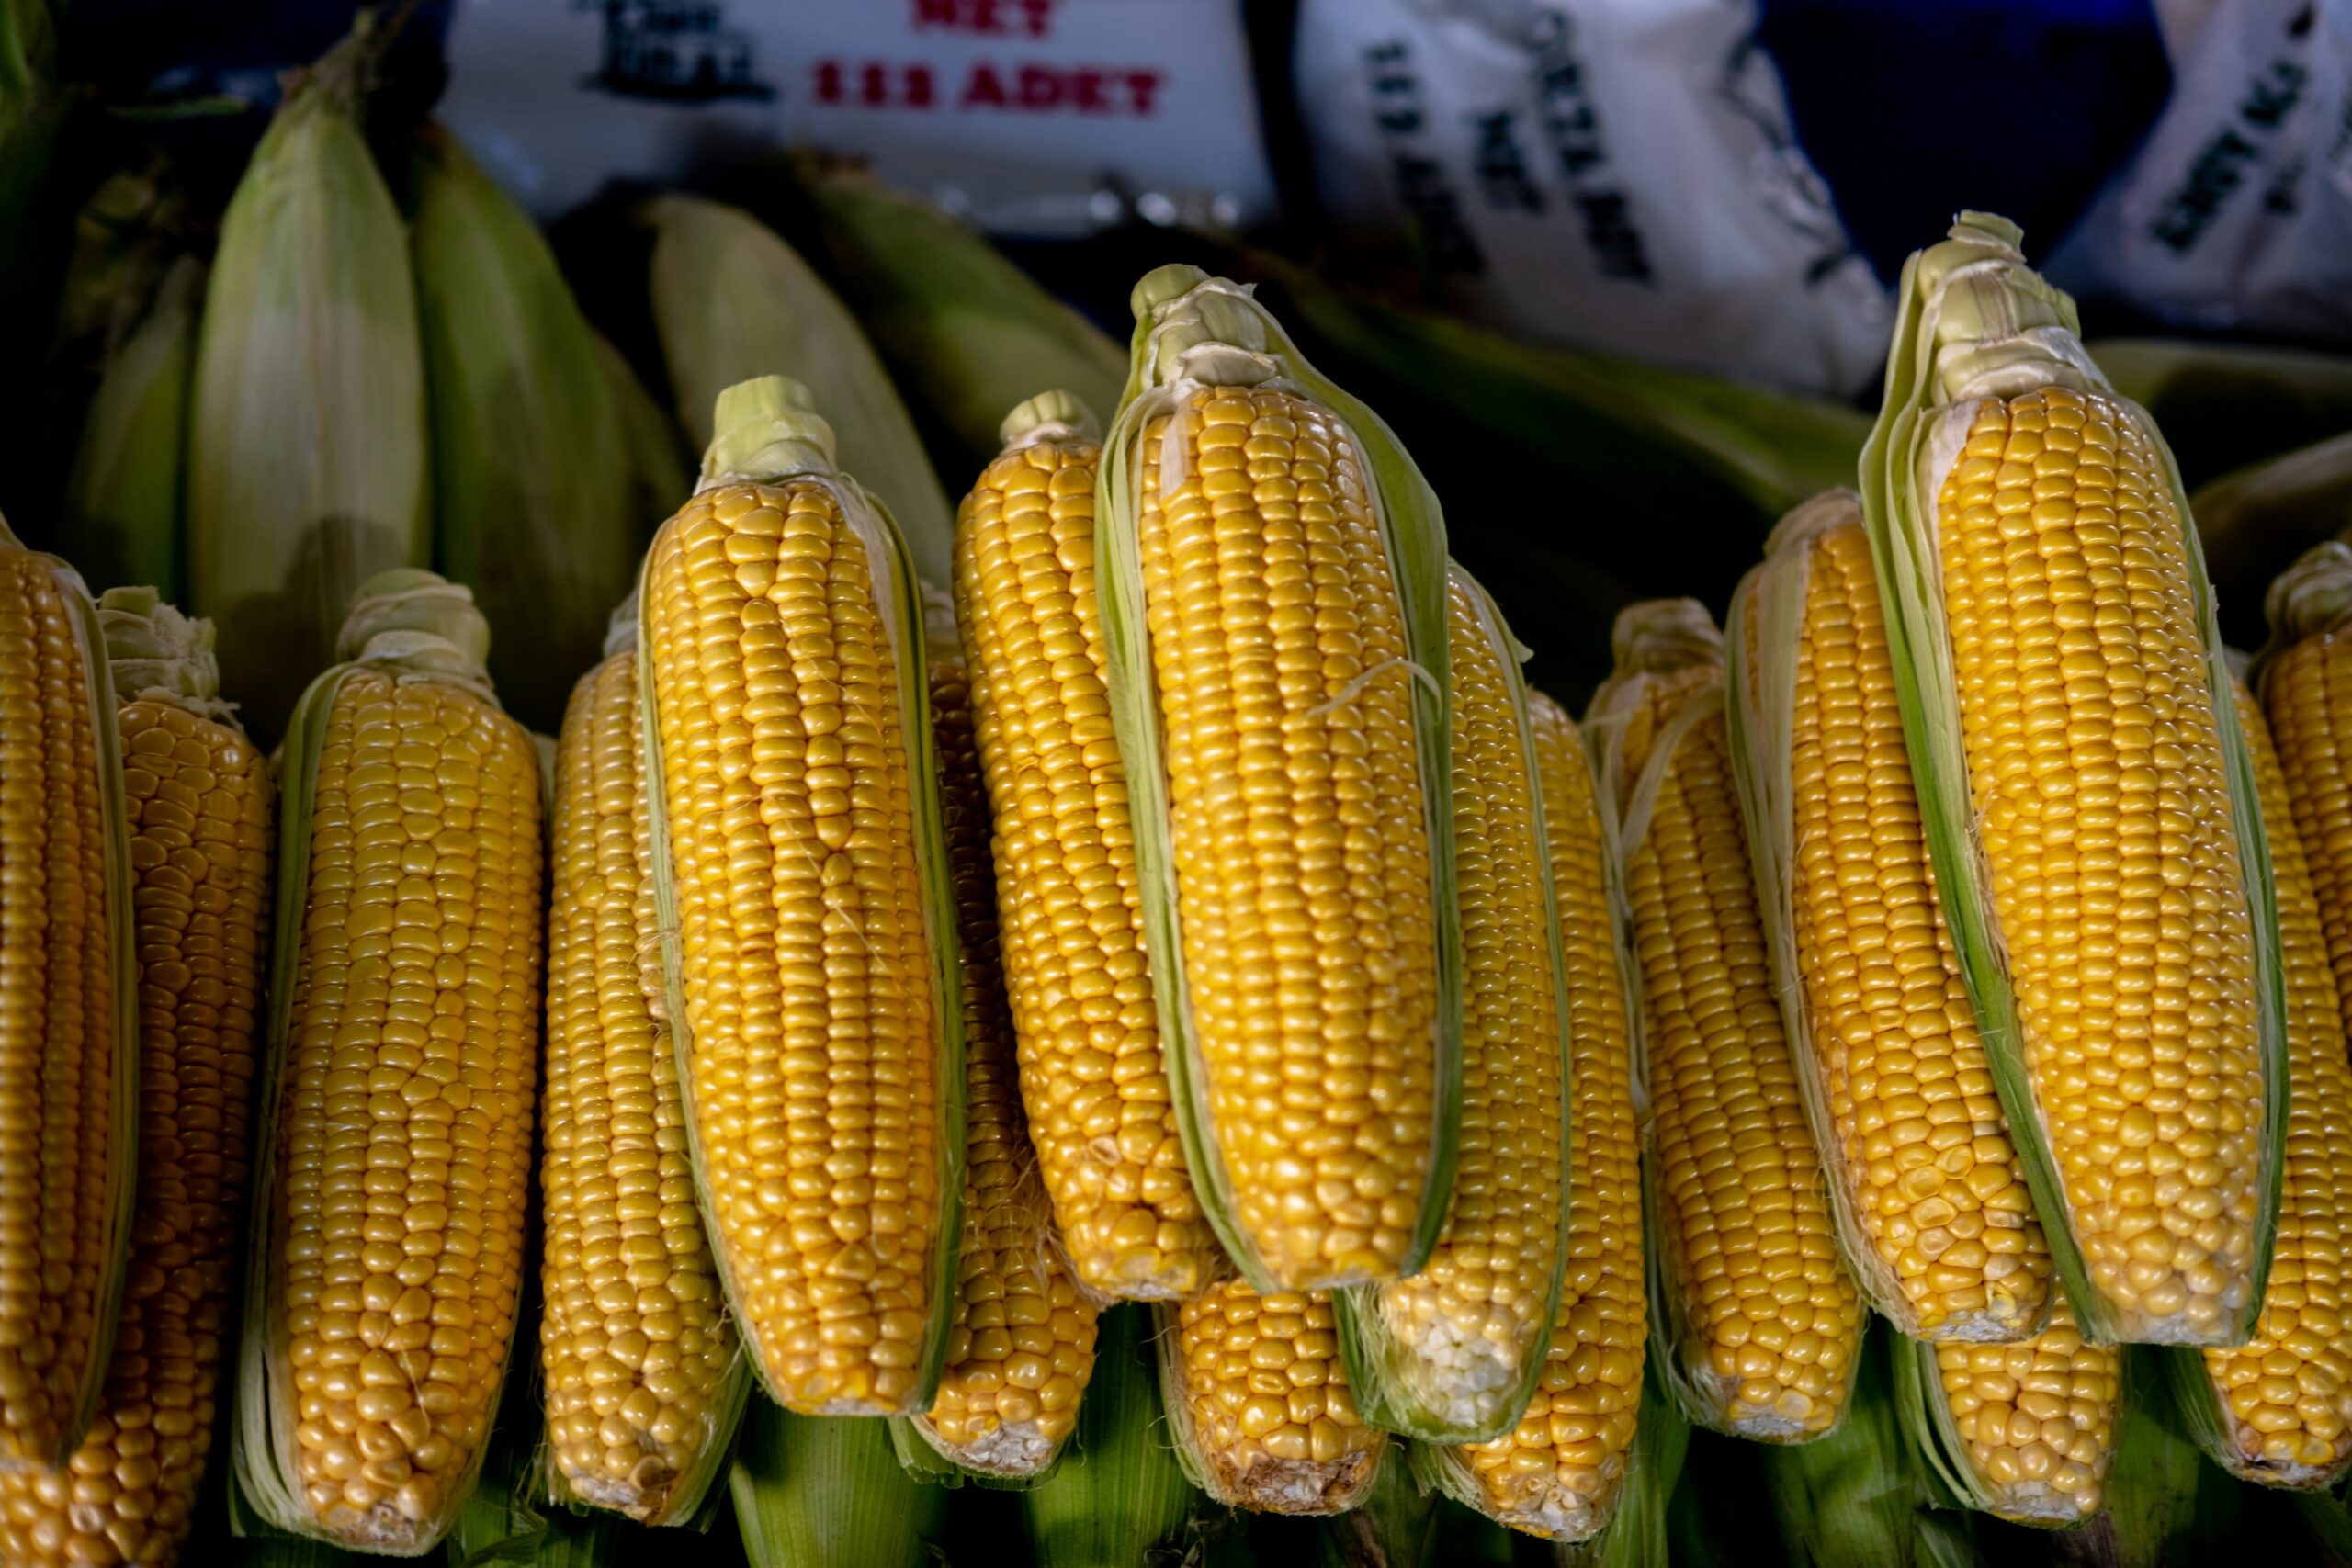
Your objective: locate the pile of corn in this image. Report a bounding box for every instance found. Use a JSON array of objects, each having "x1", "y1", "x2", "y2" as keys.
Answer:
[{"x1": 14, "y1": 29, "x2": 2352, "y2": 1558}]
